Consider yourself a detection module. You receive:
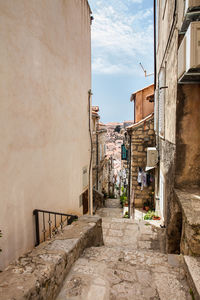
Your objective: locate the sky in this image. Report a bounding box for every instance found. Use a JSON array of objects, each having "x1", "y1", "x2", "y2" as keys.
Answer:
[{"x1": 89, "y1": 0, "x2": 154, "y2": 123}]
